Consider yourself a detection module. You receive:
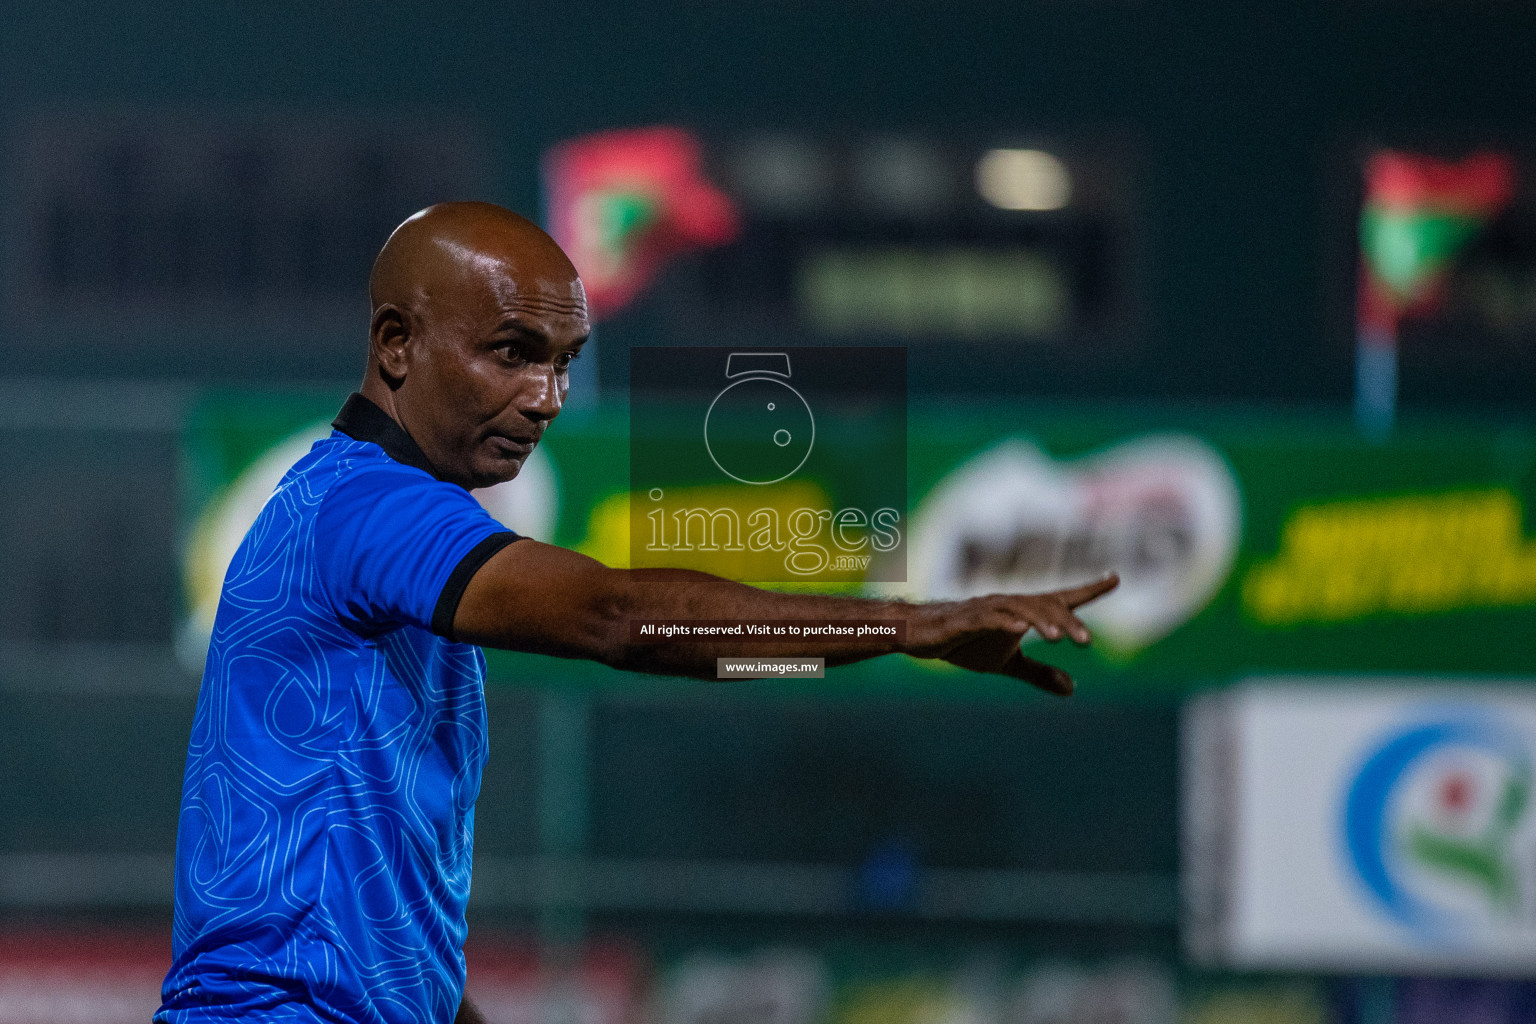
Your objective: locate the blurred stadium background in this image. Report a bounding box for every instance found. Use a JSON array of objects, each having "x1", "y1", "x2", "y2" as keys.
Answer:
[{"x1": 4, "y1": 2, "x2": 1536, "y2": 1022}]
